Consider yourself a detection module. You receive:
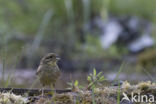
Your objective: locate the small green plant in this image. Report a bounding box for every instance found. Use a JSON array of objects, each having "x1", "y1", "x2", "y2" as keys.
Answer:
[
  {"x1": 87, "y1": 68, "x2": 105, "y2": 104},
  {"x1": 87, "y1": 68, "x2": 105, "y2": 89},
  {"x1": 67, "y1": 80, "x2": 81, "y2": 92},
  {"x1": 67, "y1": 80, "x2": 79, "y2": 87}
]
